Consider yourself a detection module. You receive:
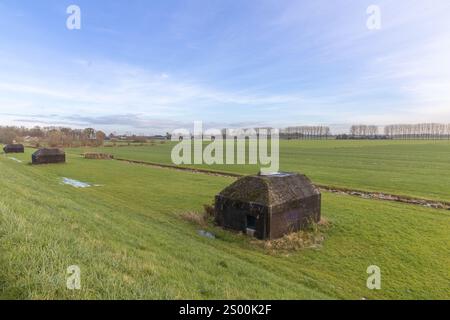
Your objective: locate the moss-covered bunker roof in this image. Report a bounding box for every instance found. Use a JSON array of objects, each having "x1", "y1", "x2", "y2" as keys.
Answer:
[
  {"x1": 217, "y1": 172, "x2": 320, "y2": 206},
  {"x1": 33, "y1": 148, "x2": 65, "y2": 156},
  {"x1": 3, "y1": 144, "x2": 24, "y2": 150}
]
